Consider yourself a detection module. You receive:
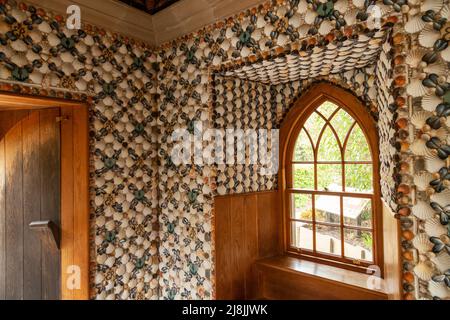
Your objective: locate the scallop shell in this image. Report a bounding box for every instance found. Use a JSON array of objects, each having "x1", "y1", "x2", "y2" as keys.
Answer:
[
  {"x1": 411, "y1": 111, "x2": 433, "y2": 129},
  {"x1": 441, "y1": 4, "x2": 450, "y2": 20},
  {"x1": 0, "y1": 65, "x2": 11, "y2": 79},
  {"x1": 10, "y1": 53, "x2": 28, "y2": 67},
  {"x1": 421, "y1": 94, "x2": 443, "y2": 112},
  {"x1": 410, "y1": 139, "x2": 433, "y2": 156},
  {"x1": 419, "y1": 25, "x2": 441, "y2": 48},
  {"x1": 414, "y1": 261, "x2": 434, "y2": 281},
  {"x1": 428, "y1": 280, "x2": 450, "y2": 299},
  {"x1": 413, "y1": 233, "x2": 434, "y2": 253},
  {"x1": 406, "y1": 49, "x2": 426, "y2": 68},
  {"x1": 425, "y1": 154, "x2": 446, "y2": 172},
  {"x1": 405, "y1": 15, "x2": 426, "y2": 34},
  {"x1": 425, "y1": 218, "x2": 448, "y2": 237},
  {"x1": 352, "y1": 0, "x2": 365, "y2": 8},
  {"x1": 431, "y1": 253, "x2": 450, "y2": 273},
  {"x1": 430, "y1": 190, "x2": 450, "y2": 206},
  {"x1": 11, "y1": 39, "x2": 28, "y2": 52},
  {"x1": 421, "y1": 0, "x2": 444, "y2": 12},
  {"x1": 412, "y1": 200, "x2": 436, "y2": 220},
  {"x1": 414, "y1": 172, "x2": 434, "y2": 191},
  {"x1": 424, "y1": 61, "x2": 448, "y2": 77},
  {"x1": 441, "y1": 46, "x2": 450, "y2": 63},
  {"x1": 407, "y1": 78, "x2": 429, "y2": 97}
]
